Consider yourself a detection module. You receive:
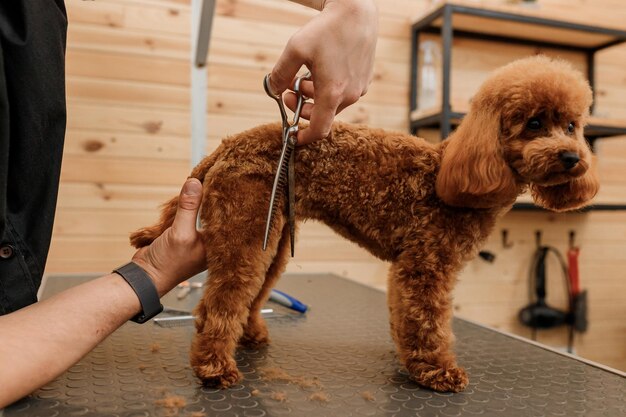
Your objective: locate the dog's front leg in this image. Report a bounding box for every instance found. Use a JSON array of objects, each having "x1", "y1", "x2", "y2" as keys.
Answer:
[{"x1": 387, "y1": 256, "x2": 468, "y2": 392}]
